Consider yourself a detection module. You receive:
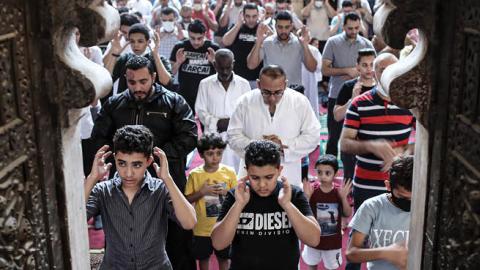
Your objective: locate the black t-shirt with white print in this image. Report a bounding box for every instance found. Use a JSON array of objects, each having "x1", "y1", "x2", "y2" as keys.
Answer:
[
  {"x1": 218, "y1": 181, "x2": 313, "y2": 270},
  {"x1": 170, "y1": 39, "x2": 220, "y2": 110},
  {"x1": 227, "y1": 24, "x2": 262, "y2": 81}
]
